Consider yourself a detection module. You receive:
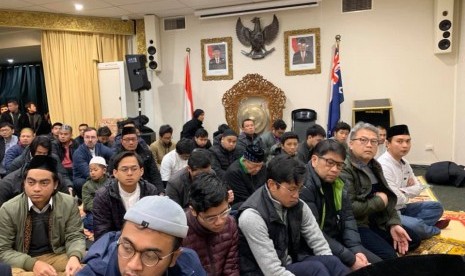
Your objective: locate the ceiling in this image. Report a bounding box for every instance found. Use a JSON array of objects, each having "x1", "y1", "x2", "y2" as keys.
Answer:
[
  {"x1": 0, "y1": 0, "x2": 296, "y2": 65},
  {"x1": 0, "y1": 0, "x2": 286, "y2": 19}
]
